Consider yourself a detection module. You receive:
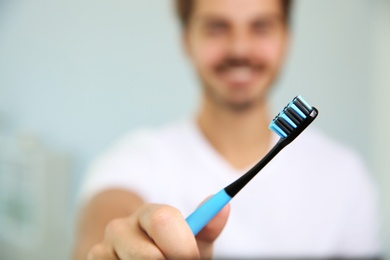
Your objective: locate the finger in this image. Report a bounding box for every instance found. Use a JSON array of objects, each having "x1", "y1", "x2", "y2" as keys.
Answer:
[
  {"x1": 104, "y1": 217, "x2": 165, "y2": 260},
  {"x1": 196, "y1": 203, "x2": 230, "y2": 242},
  {"x1": 196, "y1": 203, "x2": 230, "y2": 259},
  {"x1": 138, "y1": 204, "x2": 200, "y2": 259},
  {"x1": 87, "y1": 244, "x2": 119, "y2": 260},
  {"x1": 192, "y1": 195, "x2": 231, "y2": 242}
]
